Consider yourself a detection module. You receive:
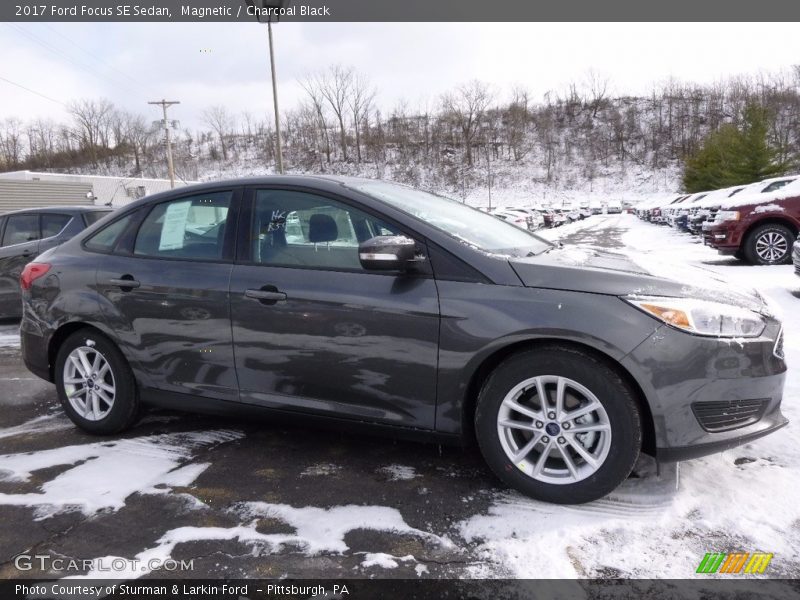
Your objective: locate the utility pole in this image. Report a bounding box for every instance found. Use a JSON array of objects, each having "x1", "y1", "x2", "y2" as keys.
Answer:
[
  {"x1": 267, "y1": 20, "x2": 283, "y2": 173},
  {"x1": 148, "y1": 99, "x2": 180, "y2": 188},
  {"x1": 245, "y1": 1, "x2": 289, "y2": 174}
]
